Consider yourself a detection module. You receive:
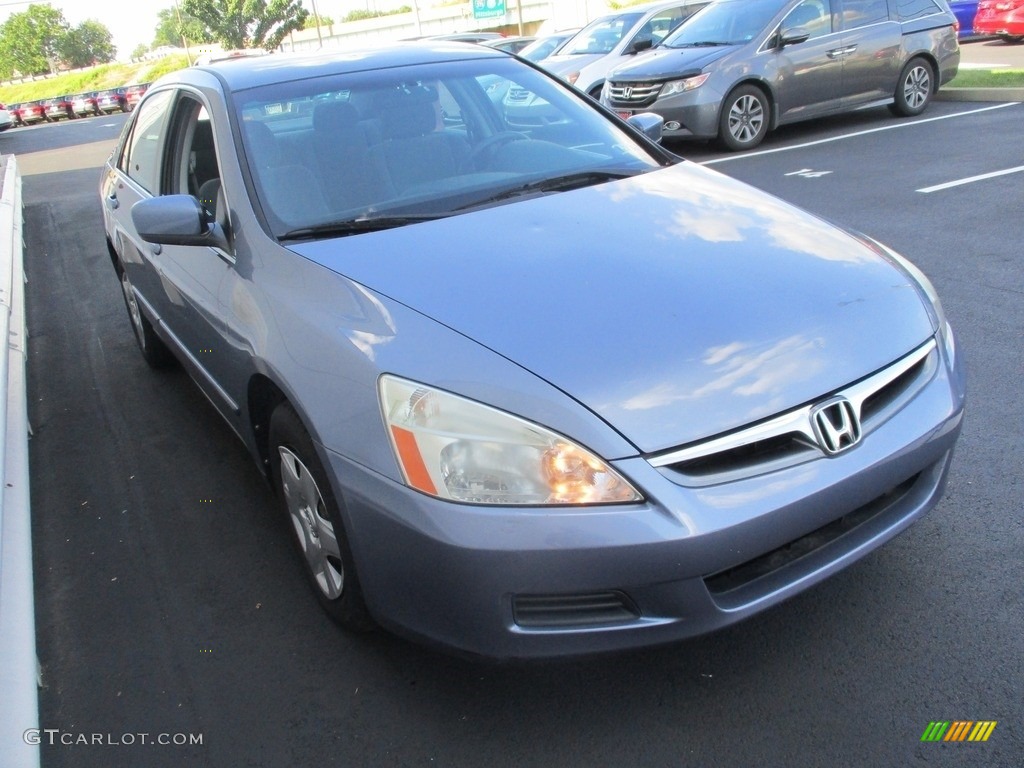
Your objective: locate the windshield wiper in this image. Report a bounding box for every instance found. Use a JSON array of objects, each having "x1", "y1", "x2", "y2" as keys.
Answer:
[
  {"x1": 455, "y1": 170, "x2": 639, "y2": 212},
  {"x1": 279, "y1": 213, "x2": 446, "y2": 241},
  {"x1": 669, "y1": 41, "x2": 731, "y2": 48}
]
